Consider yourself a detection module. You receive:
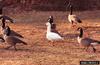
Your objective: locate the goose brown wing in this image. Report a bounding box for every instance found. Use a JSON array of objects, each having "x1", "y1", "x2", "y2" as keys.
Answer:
[
  {"x1": 81, "y1": 38, "x2": 100, "y2": 45},
  {"x1": 6, "y1": 36, "x2": 27, "y2": 45}
]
